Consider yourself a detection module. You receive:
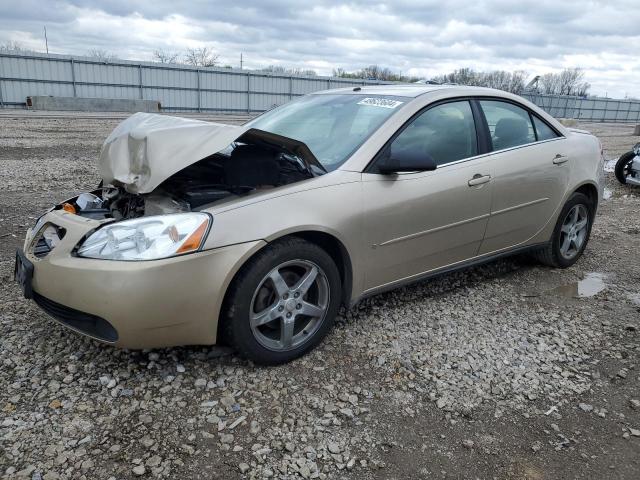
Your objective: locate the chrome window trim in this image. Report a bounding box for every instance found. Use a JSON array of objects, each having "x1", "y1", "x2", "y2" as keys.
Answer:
[
  {"x1": 436, "y1": 136, "x2": 566, "y2": 169},
  {"x1": 365, "y1": 94, "x2": 566, "y2": 176},
  {"x1": 386, "y1": 136, "x2": 566, "y2": 178}
]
